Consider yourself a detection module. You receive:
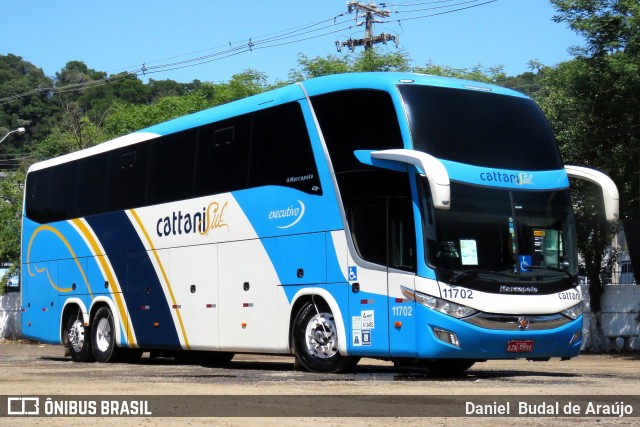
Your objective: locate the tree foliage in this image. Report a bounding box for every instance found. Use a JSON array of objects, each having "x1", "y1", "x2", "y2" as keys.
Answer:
[
  {"x1": 542, "y1": 1, "x2": 640, "y2": 330},
  {"x1": 550, "y1": 0, "x2": 640, "y2": 57},
  {"x1": 414, "y1": 61, "x2": 507, "y2": 84},
  {"x1": 0, "y1": 169, "x2": 25, "y2": 294},
  {"x1": 289, "y1": 49, "x2": 411, "y2": 81},
  {"x1": 0, "y1": 54, "x2": 56, "y2": 154}
]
